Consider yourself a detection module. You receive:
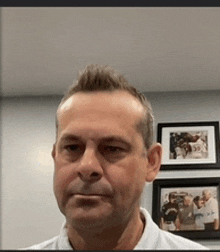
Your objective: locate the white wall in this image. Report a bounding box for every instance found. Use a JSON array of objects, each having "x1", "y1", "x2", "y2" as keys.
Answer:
[
  {"x1": 142, "y1": 90, "x2": 220, "y2": 250},
  {"x1": 1, "y1": 96, "x2": 64, "y2": 249},
  {"x1": 1, "y1": 91, "x2": 220, "y2": 249}
]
